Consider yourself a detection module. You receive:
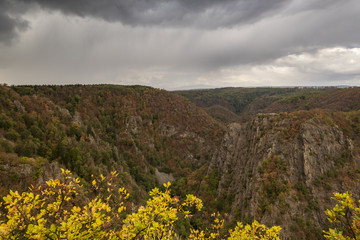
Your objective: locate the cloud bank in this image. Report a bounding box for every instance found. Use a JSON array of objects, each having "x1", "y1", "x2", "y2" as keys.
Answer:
[{"x1": 0, "y1": 0, "x2": 359, "y2": 89}]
